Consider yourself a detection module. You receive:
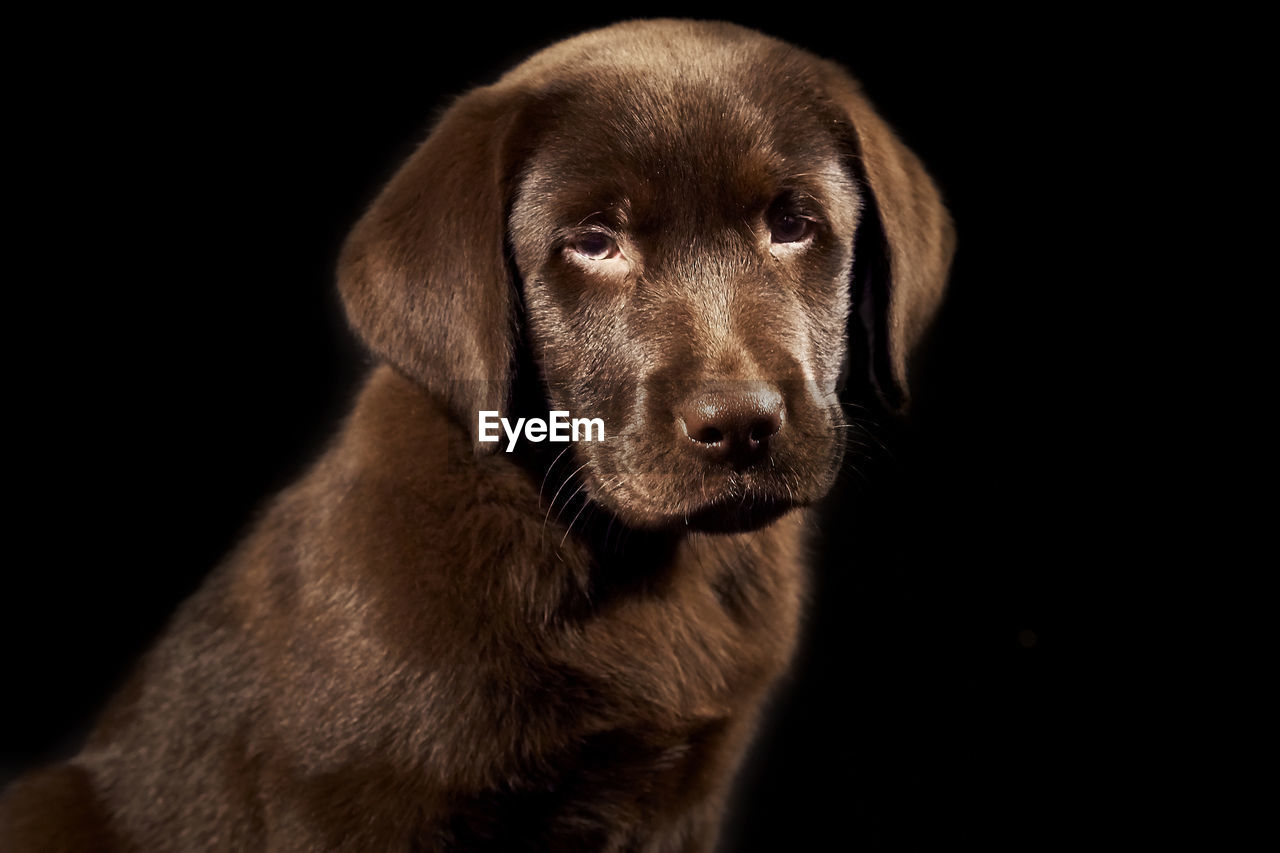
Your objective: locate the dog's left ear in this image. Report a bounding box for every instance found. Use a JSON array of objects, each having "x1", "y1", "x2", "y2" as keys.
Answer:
[
  {"x1": 820, "y1": 63, "x2": 956, "y2": 412},
  {"x1": 338, "y1": 85, "x2": 529, "y2": 450}
]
